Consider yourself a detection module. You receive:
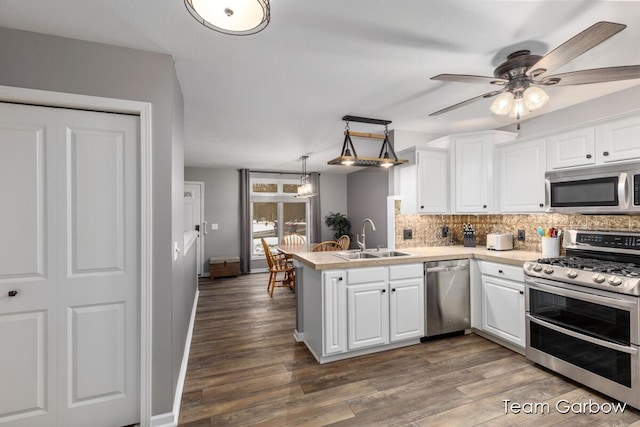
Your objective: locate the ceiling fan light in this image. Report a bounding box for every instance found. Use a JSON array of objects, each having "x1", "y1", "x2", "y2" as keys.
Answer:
[
  {"x1": 490, "y1": 92, "x2": 514, "y2": 116},
  {"x1": 508, "y1": 96, "x2": 529, "y2": 119},
  {"x1": 185, "y1": 0, "x2": 270, "y2": 35},
  {"x1": 523, "y1": 86, "x2": 549, "y2": 111}
]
